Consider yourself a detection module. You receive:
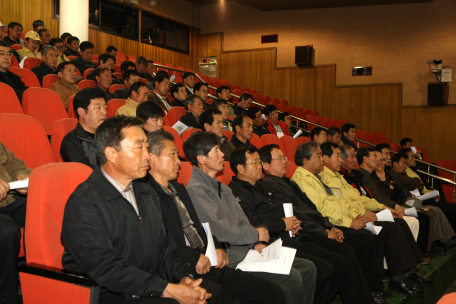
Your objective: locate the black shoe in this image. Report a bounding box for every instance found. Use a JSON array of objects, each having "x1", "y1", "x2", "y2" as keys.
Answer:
[
  {"x1": 373, "y1": 293, "x2": 390, "y2": 304},
  {"x1": 405, "y1": 271, "x2": 433, "y2": 285},
  {"x1": 389, "y1": 280, "x2": 424, "y2": 296},
  {"x1": 377, "y1": 289, "x2": 392, "y2": 298}
]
